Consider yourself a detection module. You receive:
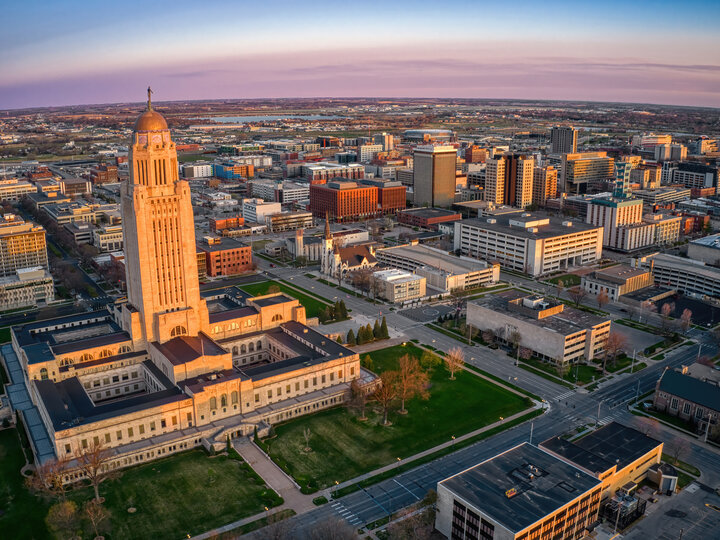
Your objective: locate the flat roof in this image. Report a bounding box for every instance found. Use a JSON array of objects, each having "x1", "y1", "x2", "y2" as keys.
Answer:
[
  {"x1": 459, "y1": 216, "x2": 600, "y2": 240},
  {"x1": 250, "y1": 294, "x2": 296, "y2": 308},
  {"x1": 540, "y1": 437, "x2": 614, "y2": 475},
  {"x1": 440, "y1": 443, "x2": 601, "y2": 534},
  {"x1": 691, "y1": 234, "x2": 720, "y2": 250},
  {"x1": 573, "y1": 422, "x2": 662, "y2": 470},
  {"x1": 399, "y1": 207, "x2": 460, "y2": 219},
  {"x1": 376, "y1": 244, "x2": 491, "y2": 275}
]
